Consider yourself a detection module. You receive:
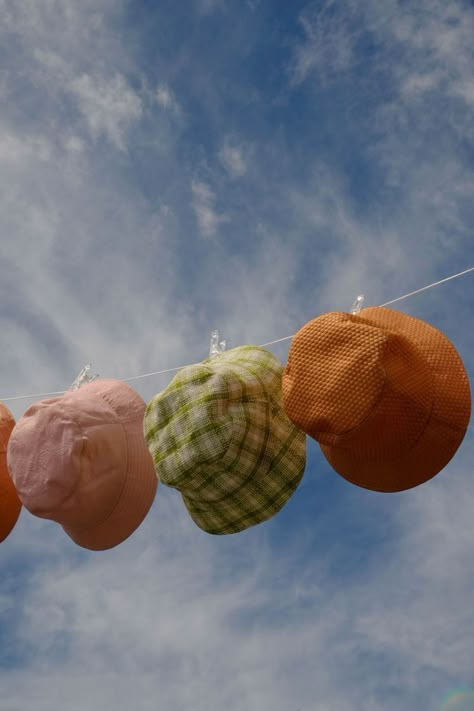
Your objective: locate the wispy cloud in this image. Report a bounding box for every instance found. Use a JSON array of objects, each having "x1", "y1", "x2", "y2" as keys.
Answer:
[
  {"x1": 218, "y1": 140, "x2": 249, "y2": 178},
  {"x1": 290, "y1": 2, "x2": 360, "y2": 86},
  {"x1": 195, "y1": 0, "x2": 225, "y2": 15},
  {"x1": 155, "y1": 84, "x2": 181, "y2": 115},
  {"x1": 69, "y1": 74, "x2": 142, "y2": 150},
  {"x1": 191, "y1": 179, "x2": 229, "y2": 237},
  {"x1": 0, "y1": 0, "x2": 472, "y2": 709},
  {"x1": 1, "y1": 449, "x2": 473, "y2": 711}
]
